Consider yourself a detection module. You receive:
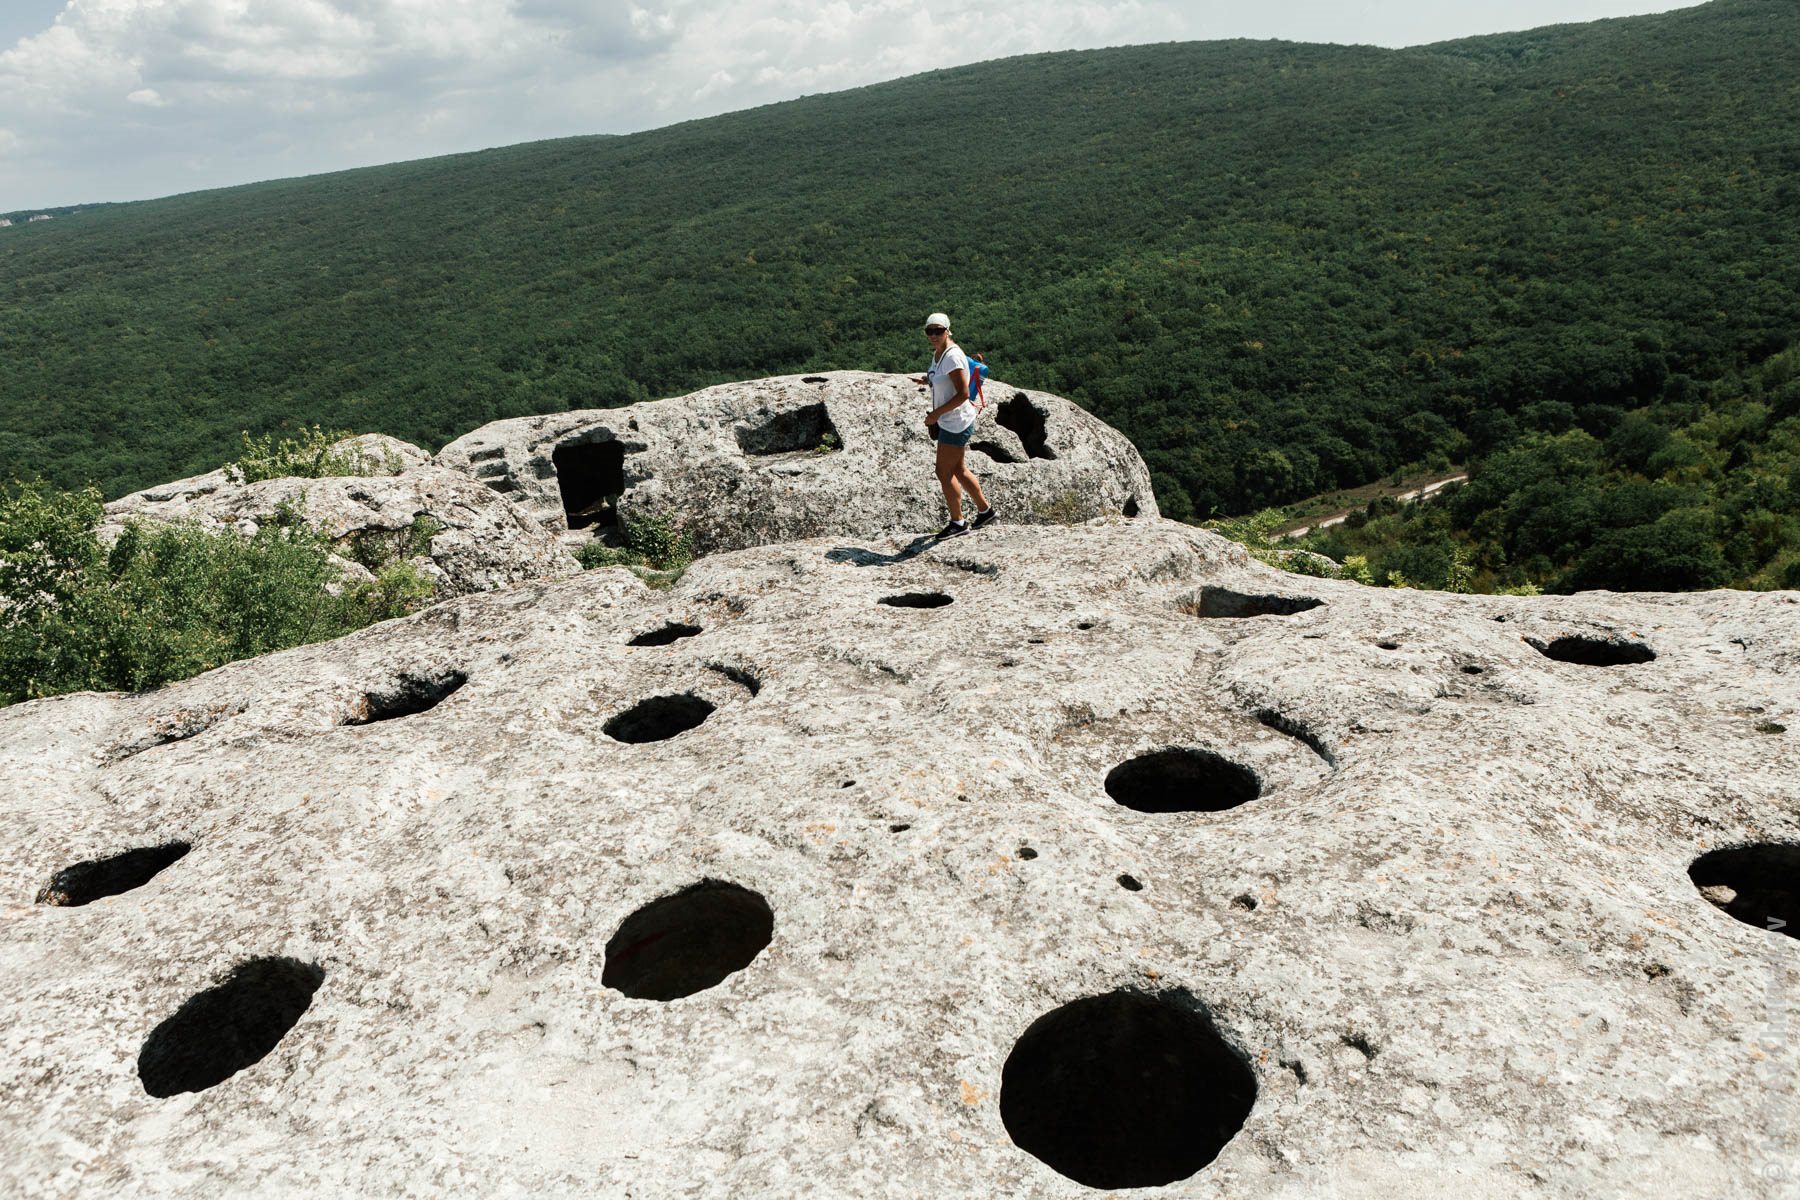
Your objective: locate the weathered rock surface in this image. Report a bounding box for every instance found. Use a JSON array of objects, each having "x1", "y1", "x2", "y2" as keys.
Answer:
[
  {"x1": 3, "y1": 518, "x2": 1797, "y2": 1198},
  {"x1": 433, "y1": 372, "x2": 1156, "y2": 552},
  {"x1": 105, "y1": 448, "x2": 578, "y2": 599}
]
